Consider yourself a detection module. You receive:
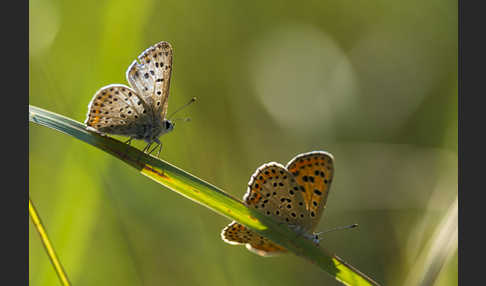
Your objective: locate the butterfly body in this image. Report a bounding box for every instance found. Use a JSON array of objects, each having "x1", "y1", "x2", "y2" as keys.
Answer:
[
  {"x1": 221, "y1": 151, "x2": 334, "y2": 256},
  {"x1": 129, "y1": 118, "x2": 173, "y2": 144},
  {"x1": 85, "y1": 41, "x2": 174, "y2": 153}
]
